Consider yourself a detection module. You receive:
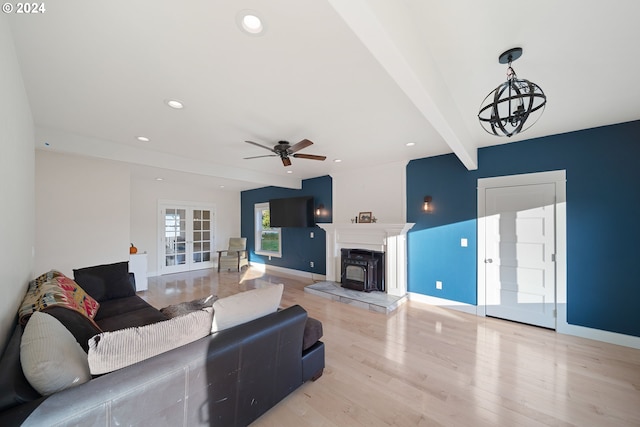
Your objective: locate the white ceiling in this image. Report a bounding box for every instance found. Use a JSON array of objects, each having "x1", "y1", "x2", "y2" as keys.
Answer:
[{"x1": 8, "y1": 0, "x2": 640, "y2": 191}]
